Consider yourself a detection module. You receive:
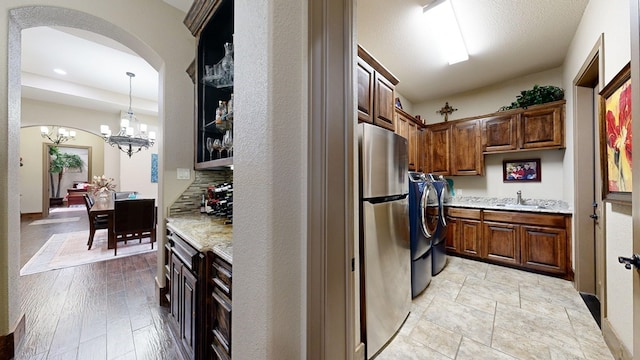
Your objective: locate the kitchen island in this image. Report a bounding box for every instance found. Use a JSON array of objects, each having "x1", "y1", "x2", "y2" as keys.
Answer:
[
  {"x1": 164, "y1": 214, "x2": 233, "y2": 360},
  {"x1": 444, "y1": 196, "x2": 573, "y2": 280}
]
